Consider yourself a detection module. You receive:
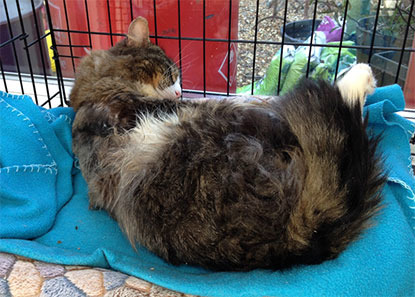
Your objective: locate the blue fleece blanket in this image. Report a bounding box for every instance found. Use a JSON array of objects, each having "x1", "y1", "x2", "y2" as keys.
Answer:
[{"x1": 0, "y1": 87, "x2": 414, "y2": 297}]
